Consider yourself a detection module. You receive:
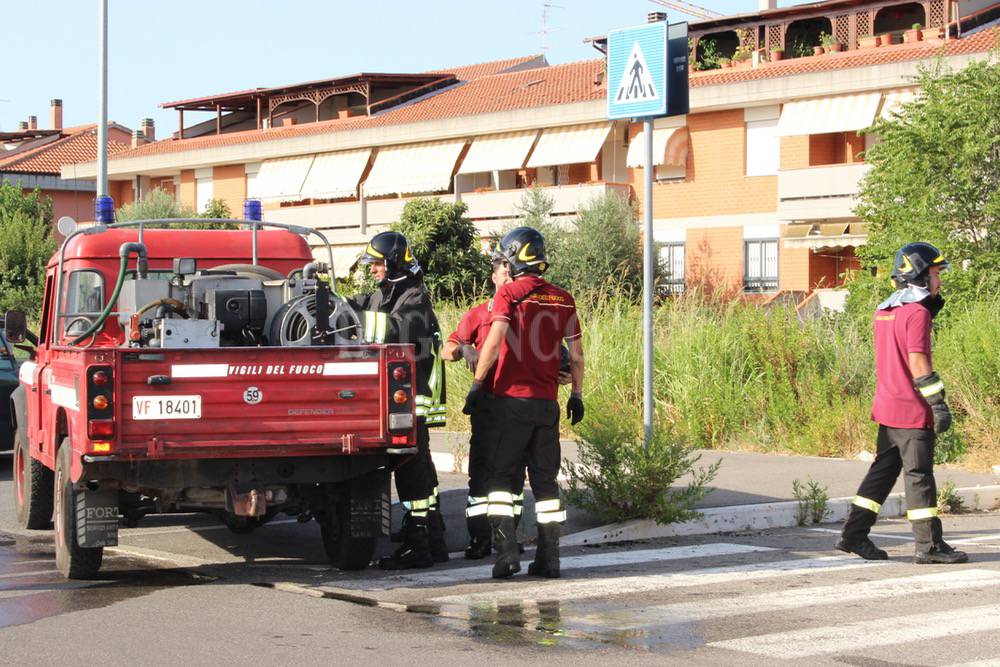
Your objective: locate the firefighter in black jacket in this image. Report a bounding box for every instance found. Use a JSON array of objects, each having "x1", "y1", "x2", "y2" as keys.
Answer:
[{"x1": 350, "y1": 231, "x2": 447, "y2": 569}]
